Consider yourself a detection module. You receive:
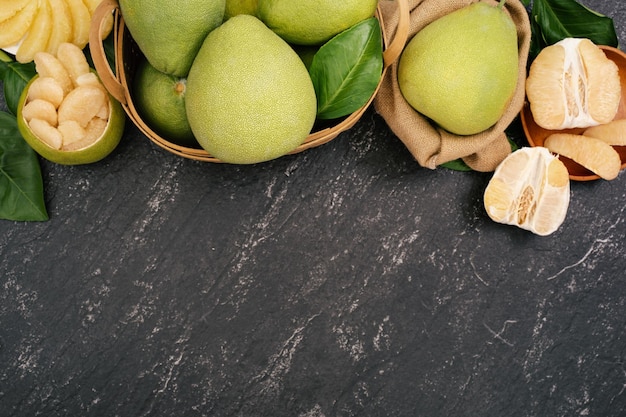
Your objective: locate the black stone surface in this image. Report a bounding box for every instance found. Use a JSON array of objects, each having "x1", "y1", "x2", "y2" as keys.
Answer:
[{"x1": 1, "y1": 1, "x2": 625, "y2": 416}]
